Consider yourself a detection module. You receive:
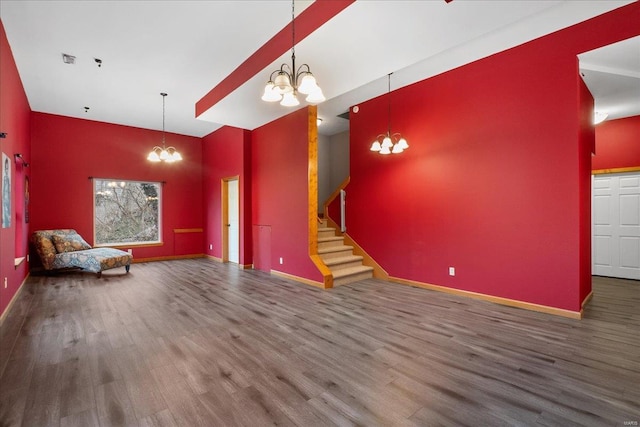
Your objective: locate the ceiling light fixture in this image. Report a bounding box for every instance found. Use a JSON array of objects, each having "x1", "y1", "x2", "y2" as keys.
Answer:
[
  {"x1": 594, "y1": 111, "x2": 608, "y2": 125},
  {"x1": 370, "y1": 73, "x2": 409, "y2": 155},
  {"x1": 261, "y1": 0, "x2": 325, "y2": 107},
  {"x1": 147, "y1": 93, "x2": 182, "y2": 163}
]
